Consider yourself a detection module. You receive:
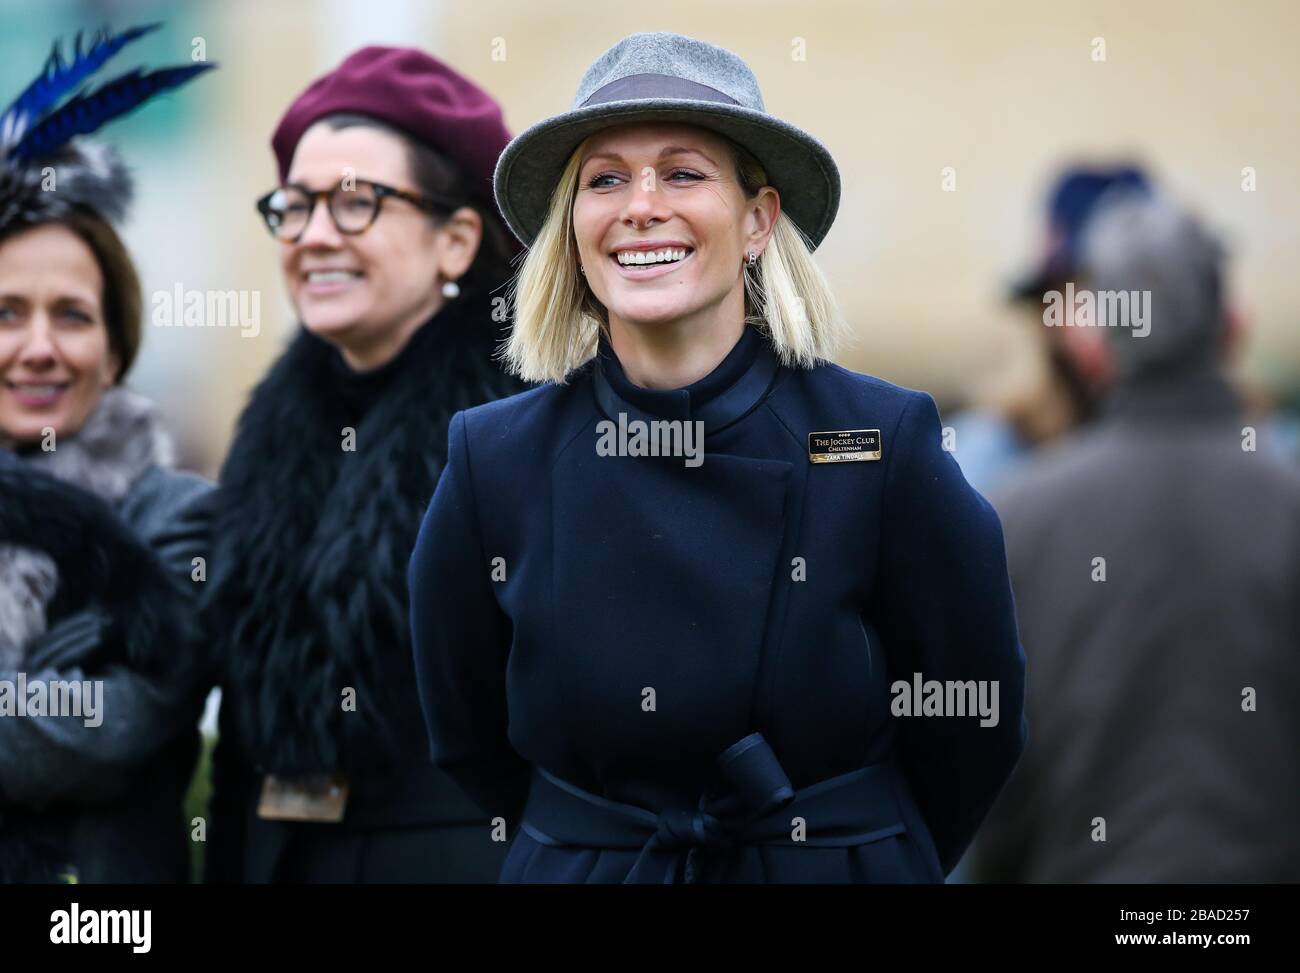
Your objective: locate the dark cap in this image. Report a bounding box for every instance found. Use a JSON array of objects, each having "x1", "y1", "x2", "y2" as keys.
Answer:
[
  {"x1": 270, "y1": 46, "x2": 512, "y2": 207},
  {"x1": 1010, "y1": 165, "x2": 1152, "y2": 300}
]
